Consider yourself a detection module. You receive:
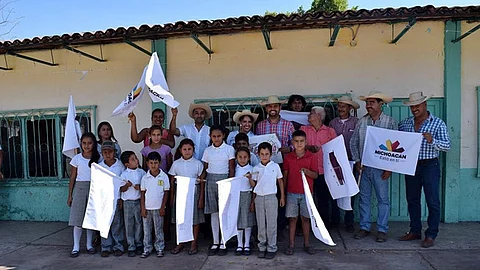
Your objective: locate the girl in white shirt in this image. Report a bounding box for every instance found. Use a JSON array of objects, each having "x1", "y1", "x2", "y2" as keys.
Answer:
[
  {"x1": 201, "y1": 125, "x2": 235, "y2": 256},
  {"x1": 67, "y1": 132, "x2": 101, "y2": 258}
]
